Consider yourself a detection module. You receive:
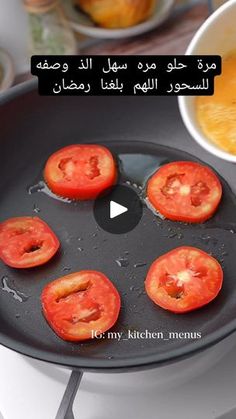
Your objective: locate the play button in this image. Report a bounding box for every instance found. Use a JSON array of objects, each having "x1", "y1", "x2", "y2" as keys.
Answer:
[
  {"x1": 94, "y1": 185, "x2": 143, "y2": 234},
  {"x1": 110, "y1": 201, "x2": 128, "y2": 219}
]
